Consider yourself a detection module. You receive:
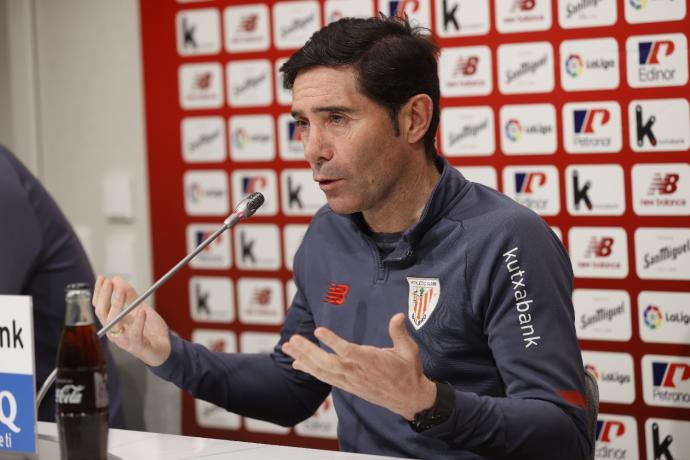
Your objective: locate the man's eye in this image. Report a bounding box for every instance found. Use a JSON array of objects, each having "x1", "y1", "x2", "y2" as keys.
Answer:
[
  {"x1": 330, "y1": 114, "x2": 346, "y2": 125},
  {"x1": 295, "y1": 120, "x2": 309, "y2": 129}
]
